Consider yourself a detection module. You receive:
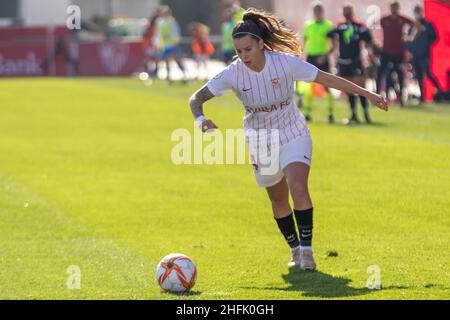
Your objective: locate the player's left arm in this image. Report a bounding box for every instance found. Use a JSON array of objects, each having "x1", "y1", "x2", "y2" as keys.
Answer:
[{"x1": 314, "y1": 70, "x2": 388, "y2": 111}]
